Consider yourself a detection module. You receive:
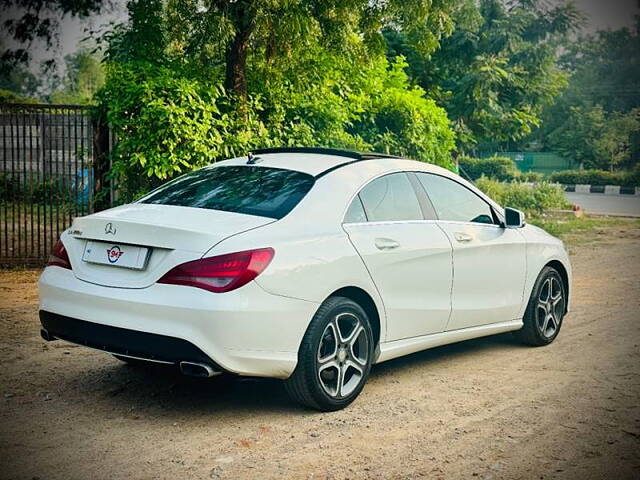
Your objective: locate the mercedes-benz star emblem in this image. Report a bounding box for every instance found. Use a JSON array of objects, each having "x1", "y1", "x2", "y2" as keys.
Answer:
[{"x1": 105, "y1": 222, "x2": 117, "y2": 235}]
